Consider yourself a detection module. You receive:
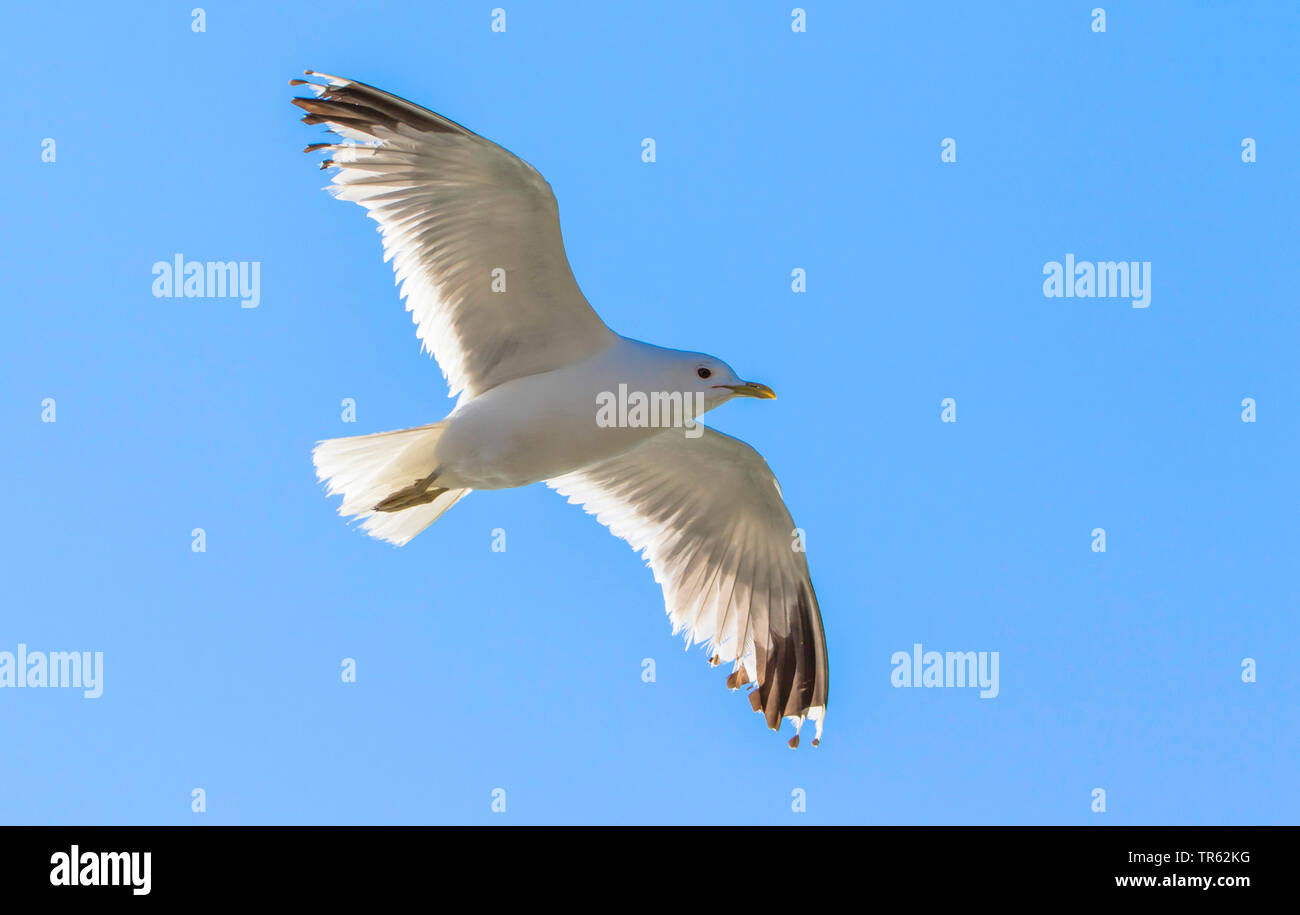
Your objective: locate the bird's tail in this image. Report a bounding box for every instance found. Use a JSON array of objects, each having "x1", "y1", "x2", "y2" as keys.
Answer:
[{"x1": 313, "y1": 420, "x2": 470, "y2": 546}]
